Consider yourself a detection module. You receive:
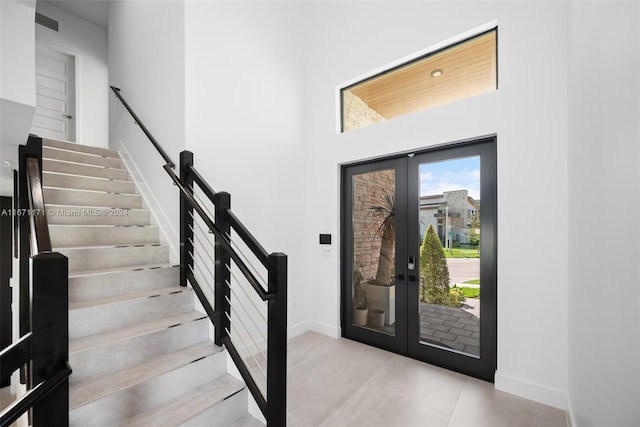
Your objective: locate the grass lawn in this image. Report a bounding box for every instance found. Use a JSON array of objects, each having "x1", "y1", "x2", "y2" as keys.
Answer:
[
  {"x1": 464, "y1": 279, "x2": 480, "y2": 285},
  {"x1": 444, "y1": 247, "x2": 480, "y2": 258},
  {"x1": 455, "y1": 286, "x2": 480, "y2": 298}
]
